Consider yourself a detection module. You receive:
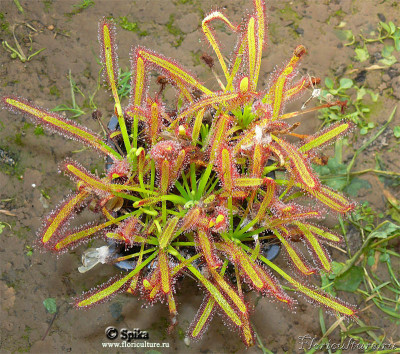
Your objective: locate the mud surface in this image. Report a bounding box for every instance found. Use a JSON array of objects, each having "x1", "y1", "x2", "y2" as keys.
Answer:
[{"x1": 0, "y1": 0, "x2": 399, "y2": 353}]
